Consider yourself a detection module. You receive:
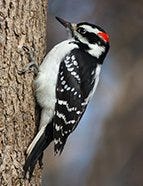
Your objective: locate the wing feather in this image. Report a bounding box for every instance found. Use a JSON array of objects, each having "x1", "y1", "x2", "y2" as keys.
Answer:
[{"x1": 53, "y1": 49, "x2": 98, "y2": 154}]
